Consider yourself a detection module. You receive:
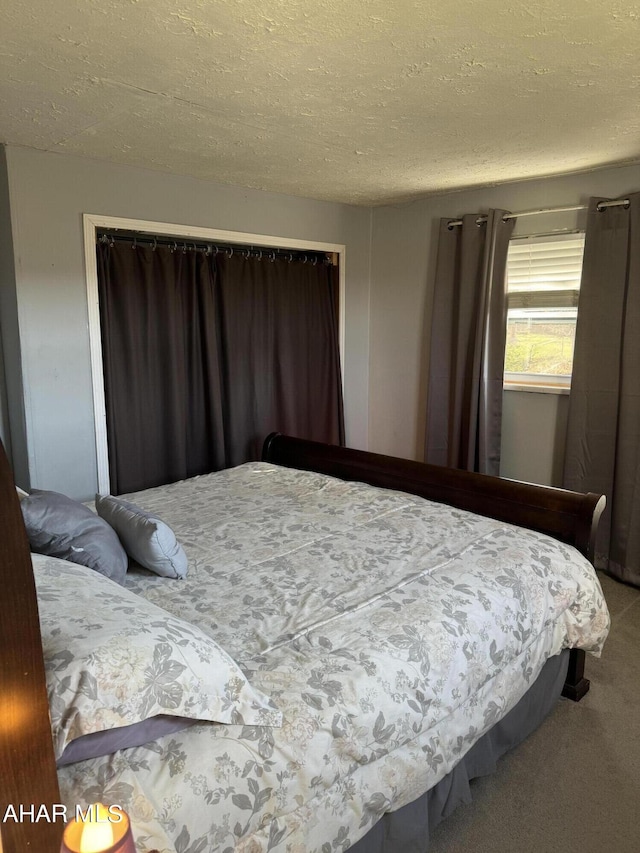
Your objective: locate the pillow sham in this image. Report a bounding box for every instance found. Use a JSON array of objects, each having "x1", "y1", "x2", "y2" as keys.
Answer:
[
  {"x1": 95, "y1": 494, "x2": 188, "y2": 579},
  {"x1": 21, "y1": 489, "x2": 128, "y2": 585},
  {"x1": 32, "y1": 554, "x2": 282, "y2": 763},
  {"x1": 56, "y1": 715, "x2": 197, "y2": 767}
]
